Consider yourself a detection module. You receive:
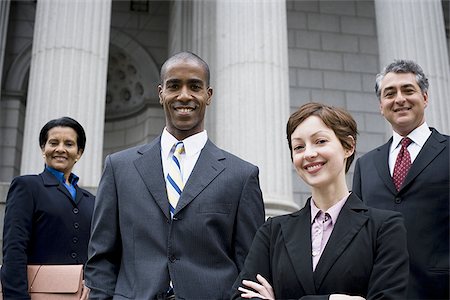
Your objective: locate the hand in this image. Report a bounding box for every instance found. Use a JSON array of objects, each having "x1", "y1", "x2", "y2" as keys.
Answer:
[
  {"x1": 238, "y1": 274, "x2": 275, "y2": 299},
  {"x1": 329, "y1": 294, "x2": 365, "y2": 300},
  {"x1": 80, "y1": 280, "x2": 90, "y2": 300}
]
